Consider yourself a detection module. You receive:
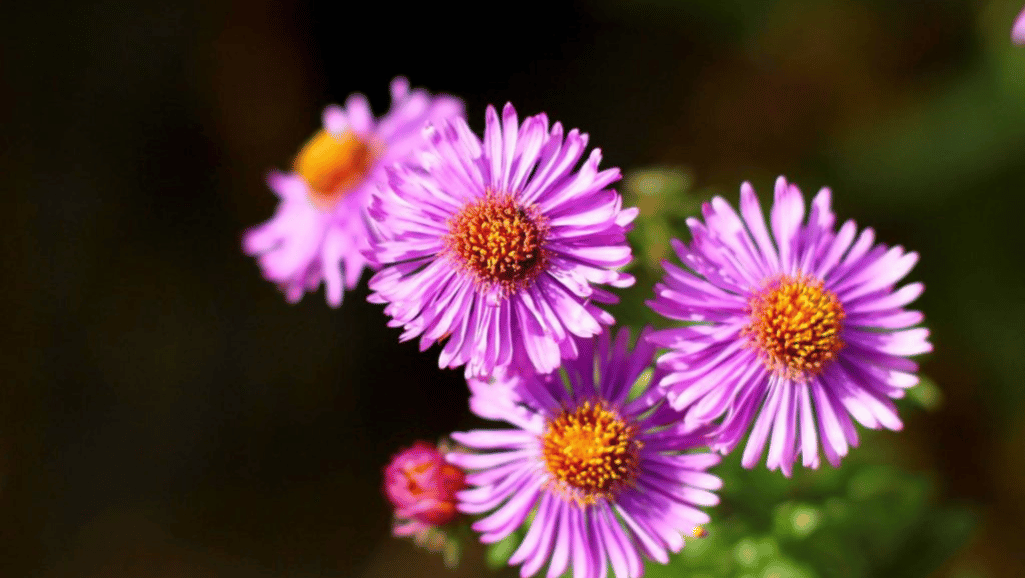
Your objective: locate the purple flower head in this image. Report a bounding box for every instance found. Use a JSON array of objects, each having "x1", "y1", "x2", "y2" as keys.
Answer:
[
  {"x1": 648, "y1": 177, "x2": 931, "y2": 476},
  {"x1": 449, "y1": 328, "x2": 721, "y2": 578},
  {"x1": 1015, "y1": 6, "x2": 1025, "y2": 45},
  {"x1": 383, "y1": 441, "x2": 466, "y2": 536},
  {"x1": 367, "y1": 103, "x2": 636, "y2": 377},
  {"x1": 243, "y1": 77, "x2": 463, "y2": 306}
]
